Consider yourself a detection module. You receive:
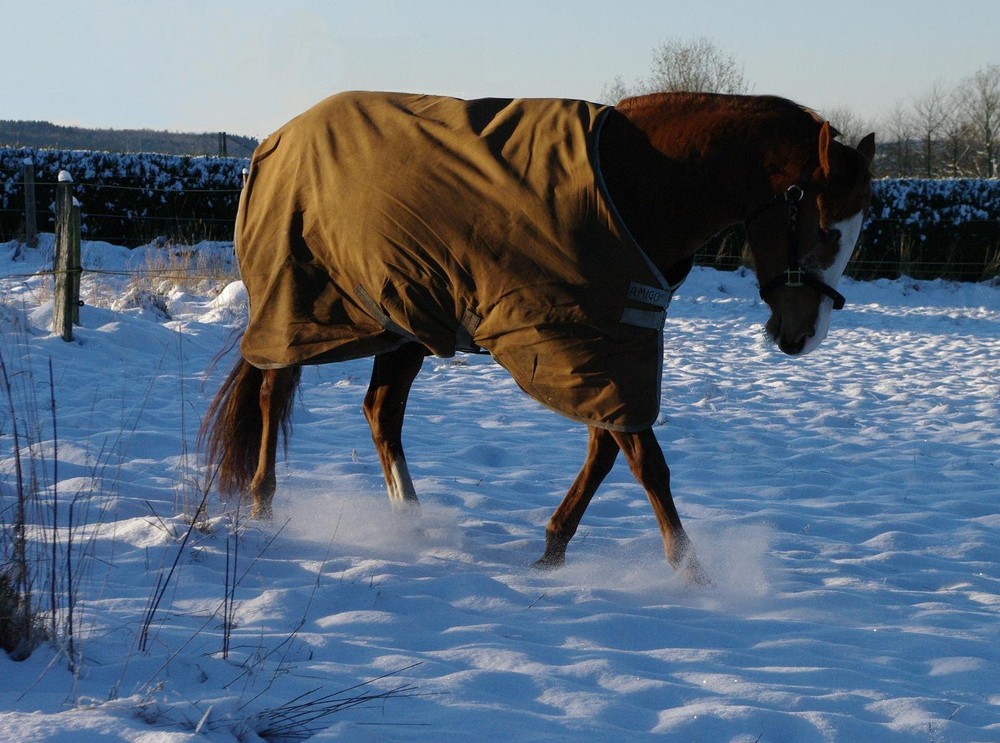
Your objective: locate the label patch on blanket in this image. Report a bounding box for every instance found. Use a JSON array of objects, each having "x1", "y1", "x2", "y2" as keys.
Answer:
[{"x1": 627, "y1": 281, "x2": 671, "y2": 308}]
